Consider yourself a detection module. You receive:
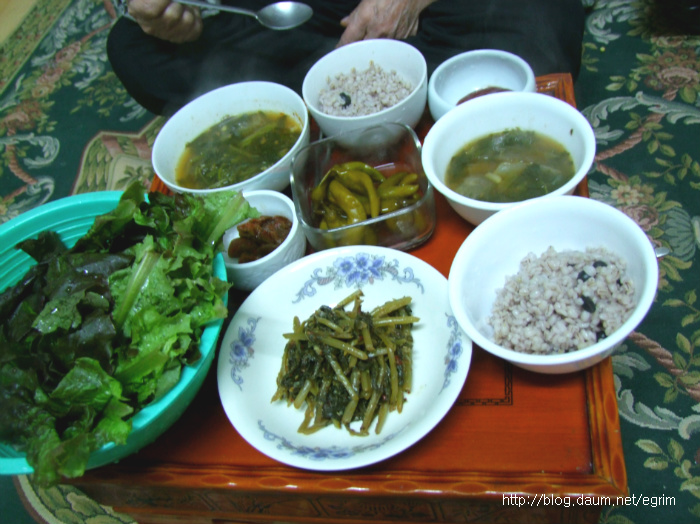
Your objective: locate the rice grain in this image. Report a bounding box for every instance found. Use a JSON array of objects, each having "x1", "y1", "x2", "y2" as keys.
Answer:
[
  {"x1": 488, "y1": 246, "x2": 636, "y2": 354},
  {"x1": 317, "y1": 61, "x2": 413, "y2": 117}
]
